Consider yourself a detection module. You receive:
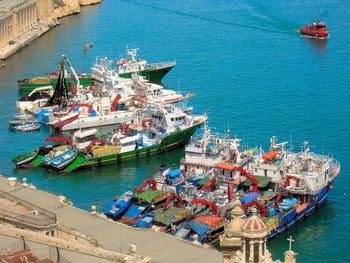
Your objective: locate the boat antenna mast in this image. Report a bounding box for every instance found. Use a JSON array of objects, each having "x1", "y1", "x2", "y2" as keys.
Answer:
[
  {"x1": 226, "y1": 128, "x2": 231, "y2": 160},
  {"x1": 200, "y1": 118, "x2": 210, "y2": 150},
  {"x1": 127, "y1": 46, "x2": 139, "y2": 62}
]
